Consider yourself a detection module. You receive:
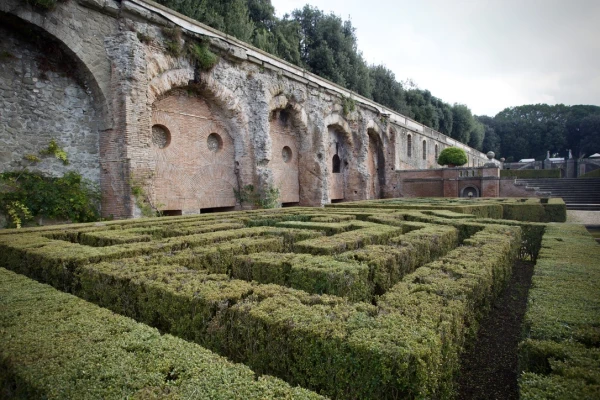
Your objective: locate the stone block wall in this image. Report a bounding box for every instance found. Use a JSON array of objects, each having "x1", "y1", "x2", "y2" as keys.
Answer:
[{"x1": 0, "y1": 0, "x2": 497, "y2": 218}]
